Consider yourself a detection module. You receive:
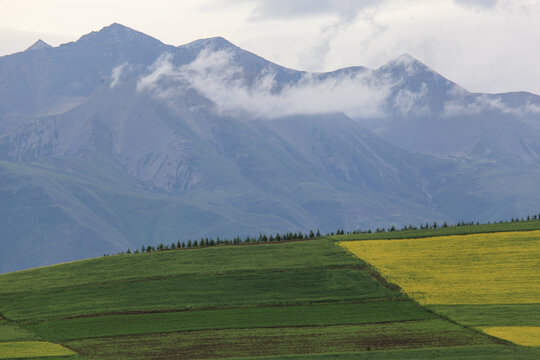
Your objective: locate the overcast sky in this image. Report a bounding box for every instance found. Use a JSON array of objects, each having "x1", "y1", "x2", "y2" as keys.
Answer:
[{"x1": 1, "y1": 0, "x2": 539, "y2": 94}]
